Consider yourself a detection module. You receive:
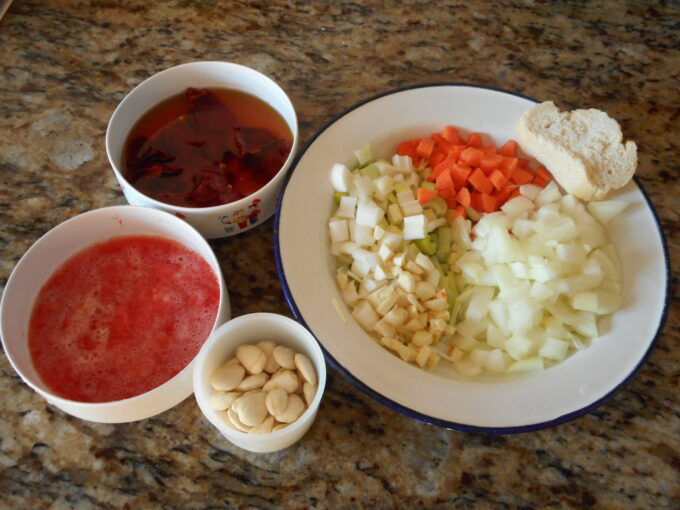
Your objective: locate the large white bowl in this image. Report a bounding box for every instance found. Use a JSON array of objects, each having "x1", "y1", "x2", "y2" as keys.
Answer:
[
  {"x1": 274, "y1": 84, "x2": 670, "y2": 432},
  {"x1": 0, "y1": 206, "x2": 231, "y2": 423}
]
